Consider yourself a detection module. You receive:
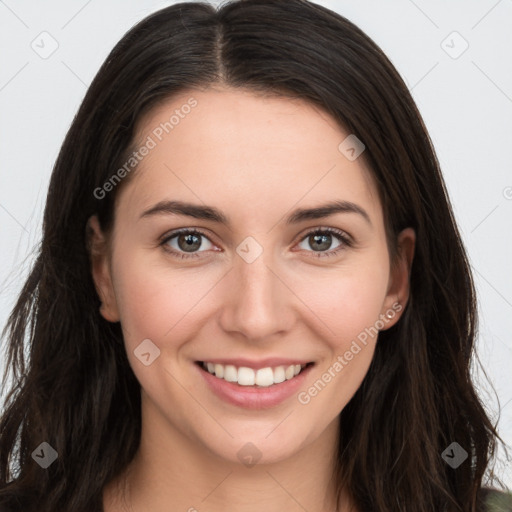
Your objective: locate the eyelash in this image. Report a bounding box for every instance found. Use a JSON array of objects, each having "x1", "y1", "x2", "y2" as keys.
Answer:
[{"x1": 159, "y1": 227, "x2": 353, "y2": 260}]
